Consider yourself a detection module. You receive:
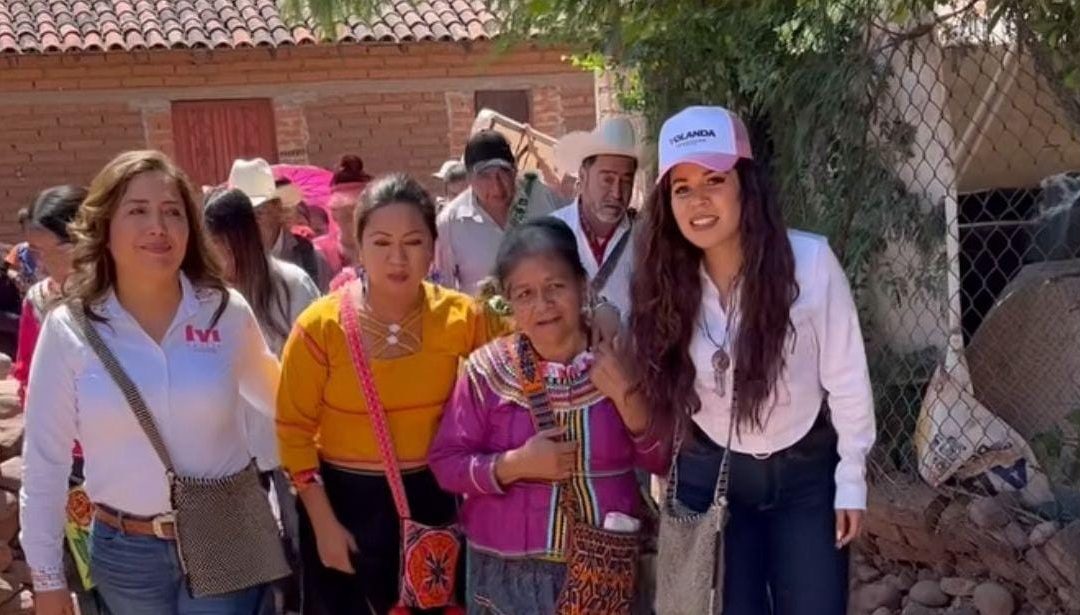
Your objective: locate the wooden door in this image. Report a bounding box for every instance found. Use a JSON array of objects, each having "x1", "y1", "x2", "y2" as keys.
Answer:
[
  {"x1": 475, "y1": 90, "x2": 531, "y2": 124},
  {"x1": 172, "y1": 99, "x2": 278, "y2": 189}
]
